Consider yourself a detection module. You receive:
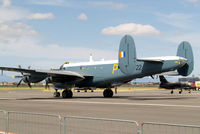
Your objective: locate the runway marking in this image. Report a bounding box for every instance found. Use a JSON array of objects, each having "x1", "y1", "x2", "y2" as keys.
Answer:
[{"x1": 32, "y1": 100, "x2": 200, "y2": 108}]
